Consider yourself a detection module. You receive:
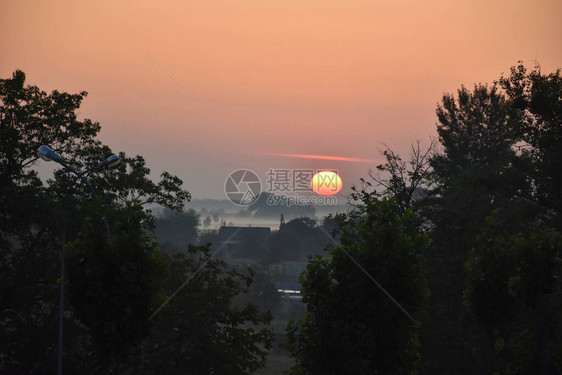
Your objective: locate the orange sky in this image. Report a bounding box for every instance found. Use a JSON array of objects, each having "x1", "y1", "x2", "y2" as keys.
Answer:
[{"x1": 1, "y1": 0, "x2": 561, "y2": 200}]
